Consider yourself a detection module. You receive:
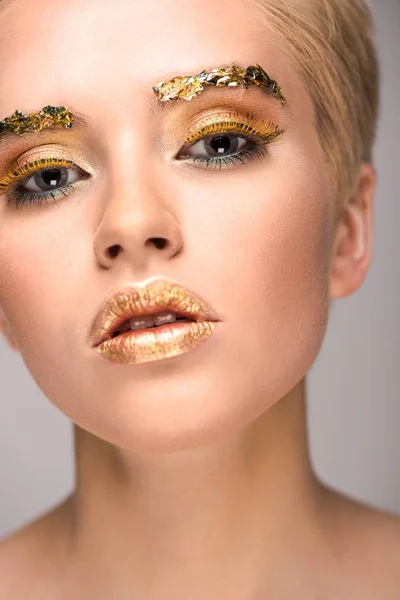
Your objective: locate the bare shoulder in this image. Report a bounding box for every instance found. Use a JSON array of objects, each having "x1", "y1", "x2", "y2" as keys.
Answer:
[
  {"x1": 321, "y1": 484, "x2": 400, "y2": 598},
  {"x1": 0, "y1": 496, "x2": 73, "y2": 599}
]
